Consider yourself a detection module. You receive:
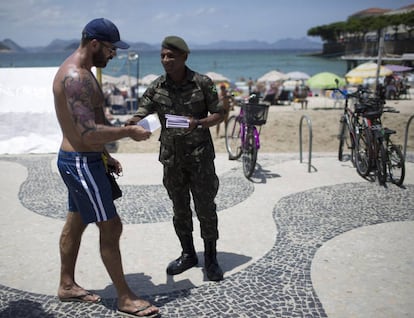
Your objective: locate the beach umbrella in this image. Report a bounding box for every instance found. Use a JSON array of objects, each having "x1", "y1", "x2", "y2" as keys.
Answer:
[
  {"x1": 118, "y1": 74, "x2": 138, "y2": 86},
  {"x1": 383, "y1": 64, "x2": 413, "y2": 73},
  {"x1": 102, "y1": 74, "x2": 138, "y2": 86},
  {"x1": 345, "y1": 62, "x2": 392, "y2": 85},
  {"x1": 140, "y1": 74, "x2": 159, "y2": 86},
  {"x1": 205, "y1": 71, "x2": 230, "y2": 82},
  {"x1": 257, "y1": 70, "x2": 288, "y2": 83},
  {"x1": 283, "y1": 80, "x2": 300, "y2": 90},
  {"x1": 286, "y1": 71, "x2": 310, "y2": 80},
  {"x1": 102, "y1": 74, "x2": 120, "y2": 84},
  {"x1": 306, "y1": 72, "x2": 345, "y2": 89}
]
